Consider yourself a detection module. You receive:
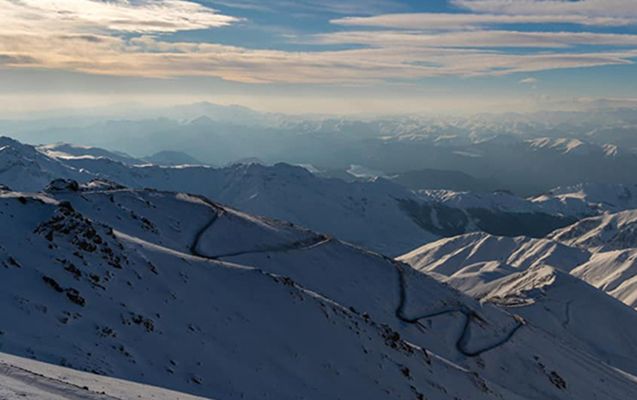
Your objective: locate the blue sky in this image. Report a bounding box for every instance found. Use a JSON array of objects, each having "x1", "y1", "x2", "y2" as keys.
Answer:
[{"x1": 1, "y1": 0, "x2": 637, "y2": 115}]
